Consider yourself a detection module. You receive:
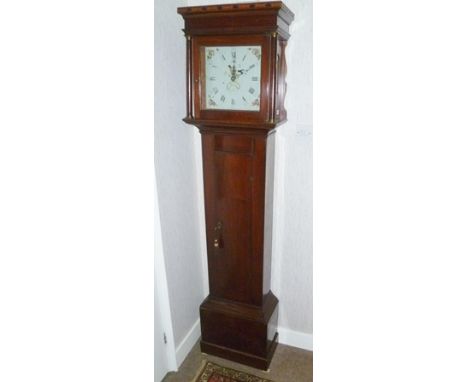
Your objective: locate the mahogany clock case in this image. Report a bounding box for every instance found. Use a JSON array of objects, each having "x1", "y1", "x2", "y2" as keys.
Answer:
[{"x1": 177, "y1": 2, "x2": 294, "y2": 370}]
